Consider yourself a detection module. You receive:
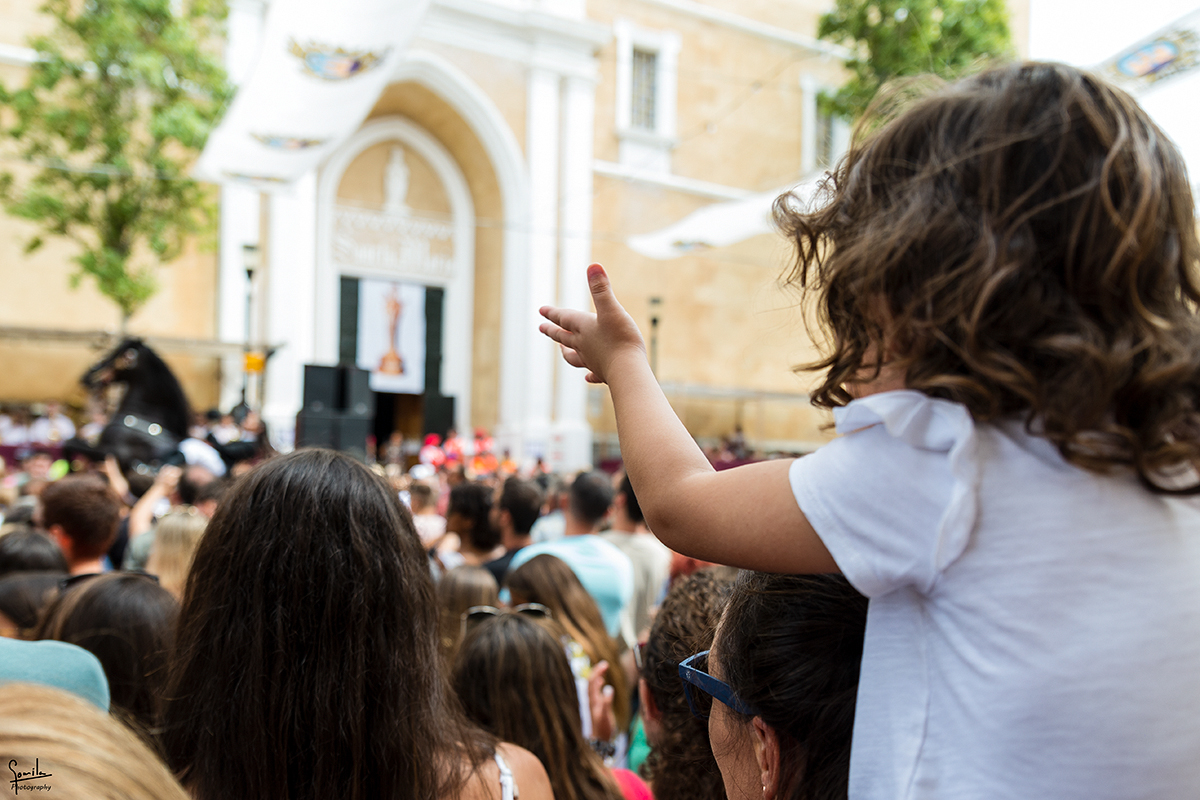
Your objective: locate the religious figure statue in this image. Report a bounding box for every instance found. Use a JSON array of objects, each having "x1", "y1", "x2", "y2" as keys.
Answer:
[
  {"x1": 383, "y1": 146, "x2": 410, "y2": 215},
  {"x1": 378, "y1": 284, "x2": 405, "y2": 375}
]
